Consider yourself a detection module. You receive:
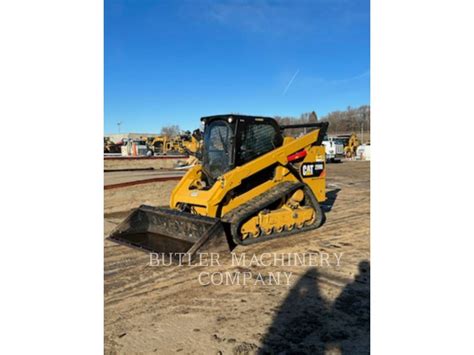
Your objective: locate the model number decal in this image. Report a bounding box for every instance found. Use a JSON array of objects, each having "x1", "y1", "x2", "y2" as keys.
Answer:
[{"x1": 301, "y1": 162, "x2": 325, "y2": 177}]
